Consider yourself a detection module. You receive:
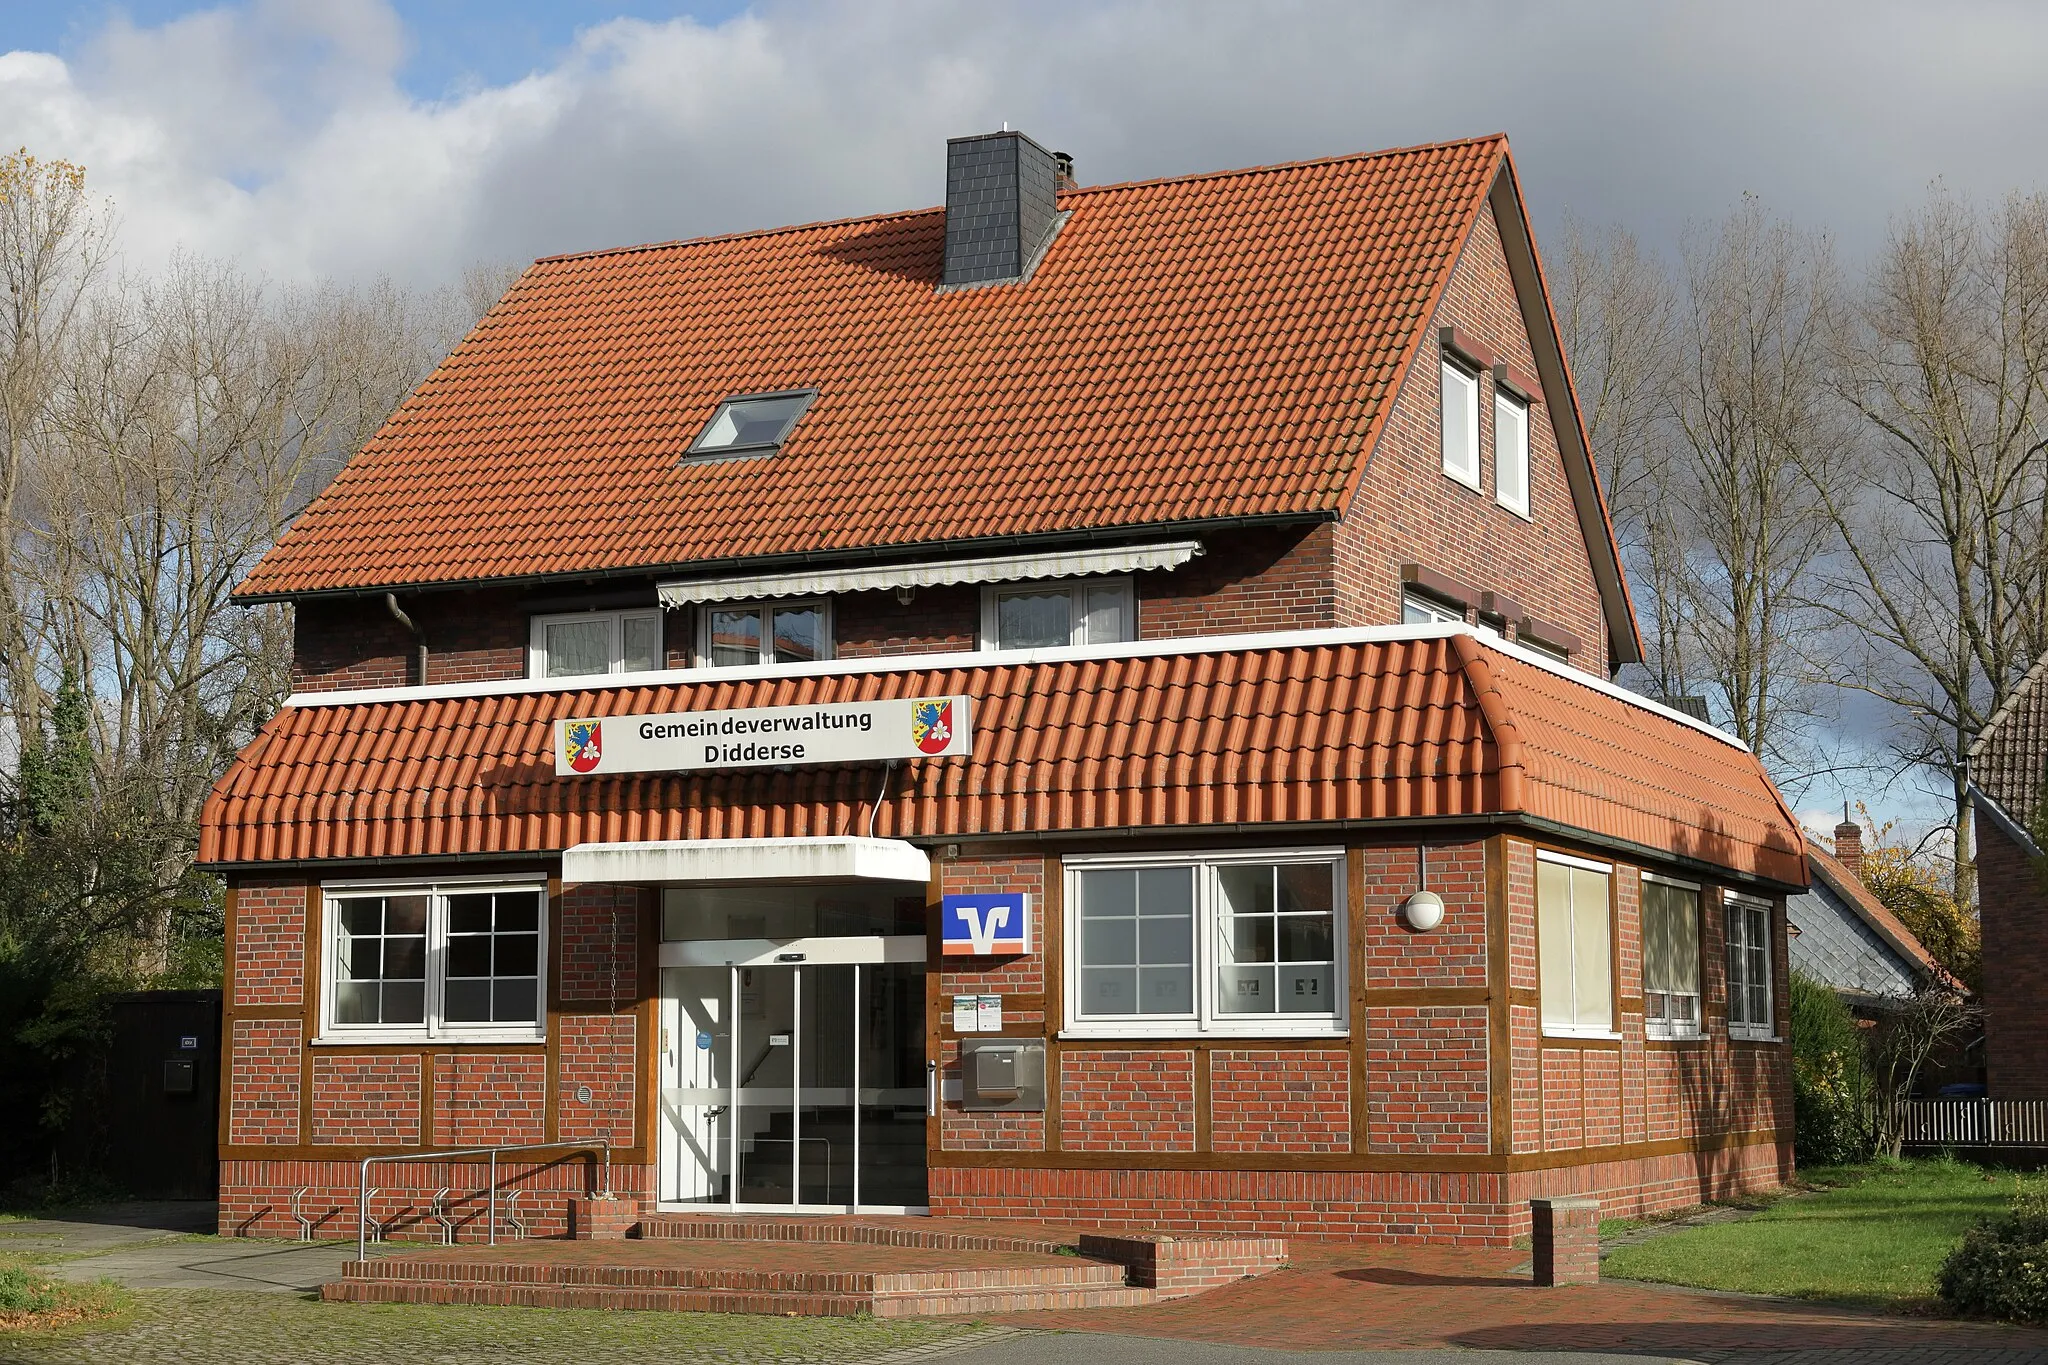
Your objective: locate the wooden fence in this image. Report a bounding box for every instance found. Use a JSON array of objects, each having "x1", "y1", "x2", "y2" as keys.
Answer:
[{"x1": 1896, "y1": 1099, "x2": 2048, "y2": 1148}]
